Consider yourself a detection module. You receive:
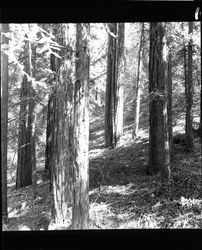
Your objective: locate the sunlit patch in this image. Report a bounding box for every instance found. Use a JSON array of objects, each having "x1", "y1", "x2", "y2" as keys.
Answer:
[
  {"x1": 18, "y1": 225, "x2": 31, "y2": 231},
  {"x1": 118, "y1": 213, "x2": 162, "y2": 229},
  {"x1": 180, "y1": 197, "x2": 202, "y2": 208},
  {"x1": 89, "y1": 202, "x2": 115, "y2": 229},
  {"x1": 99, "y1": 183, "x2": 136, "y2": 196},
  {"x1": 172, "y1": 212, "x2": 202, "y2": 228},
  {"x1": 8, "y1": 208, "x2": 20, "y2": 218},
  {"x1": 37, "y1": 179, "x2": 43, "y2": 184}
]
